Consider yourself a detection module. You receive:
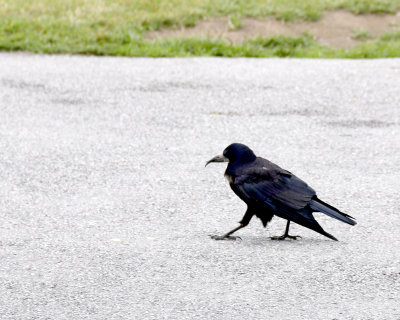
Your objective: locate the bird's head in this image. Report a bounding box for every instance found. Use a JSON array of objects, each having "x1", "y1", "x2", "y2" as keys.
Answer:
[{"x1": 205, "y1": 143, "x2": 256, "y2": 167}]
